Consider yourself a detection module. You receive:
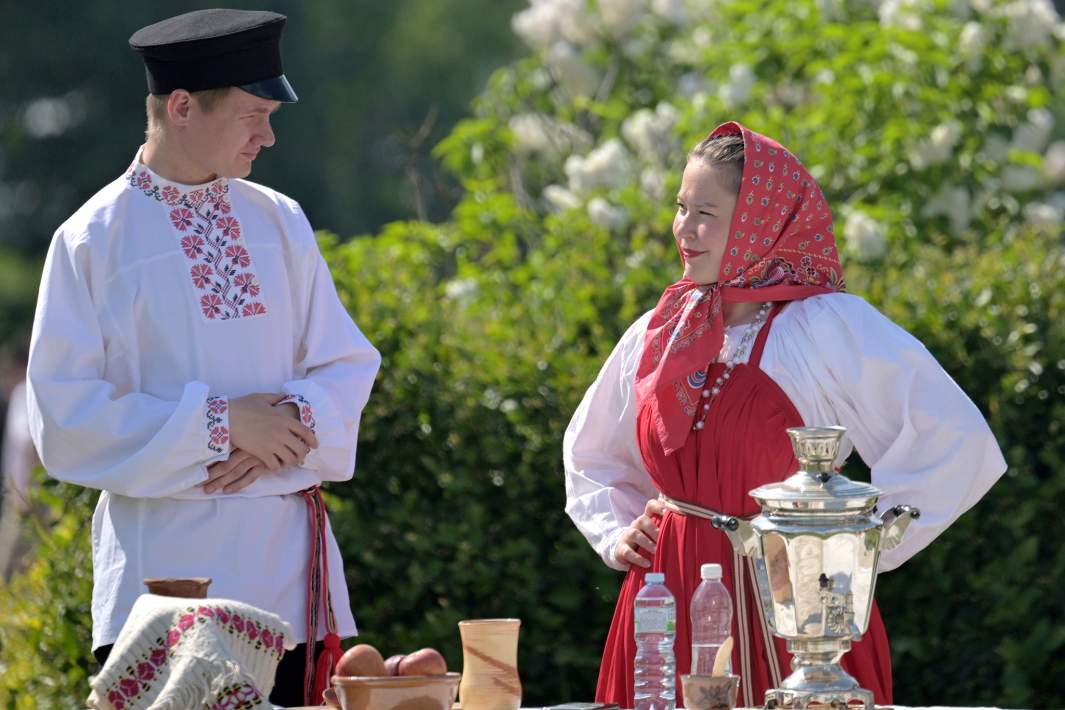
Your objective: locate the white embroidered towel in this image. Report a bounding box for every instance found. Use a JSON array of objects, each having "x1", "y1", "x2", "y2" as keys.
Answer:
[{"x1": 87, "y1": 594, "x2": 295, "y2": 709}]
